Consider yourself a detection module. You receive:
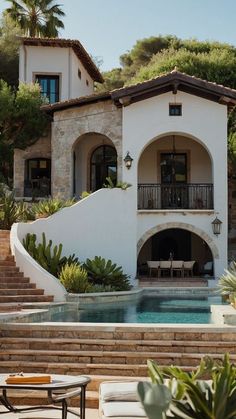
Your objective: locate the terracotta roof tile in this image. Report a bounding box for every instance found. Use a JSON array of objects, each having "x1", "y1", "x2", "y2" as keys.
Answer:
[{"x1": 41, "y1": 91, "x2": 111, "y2": 112}]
